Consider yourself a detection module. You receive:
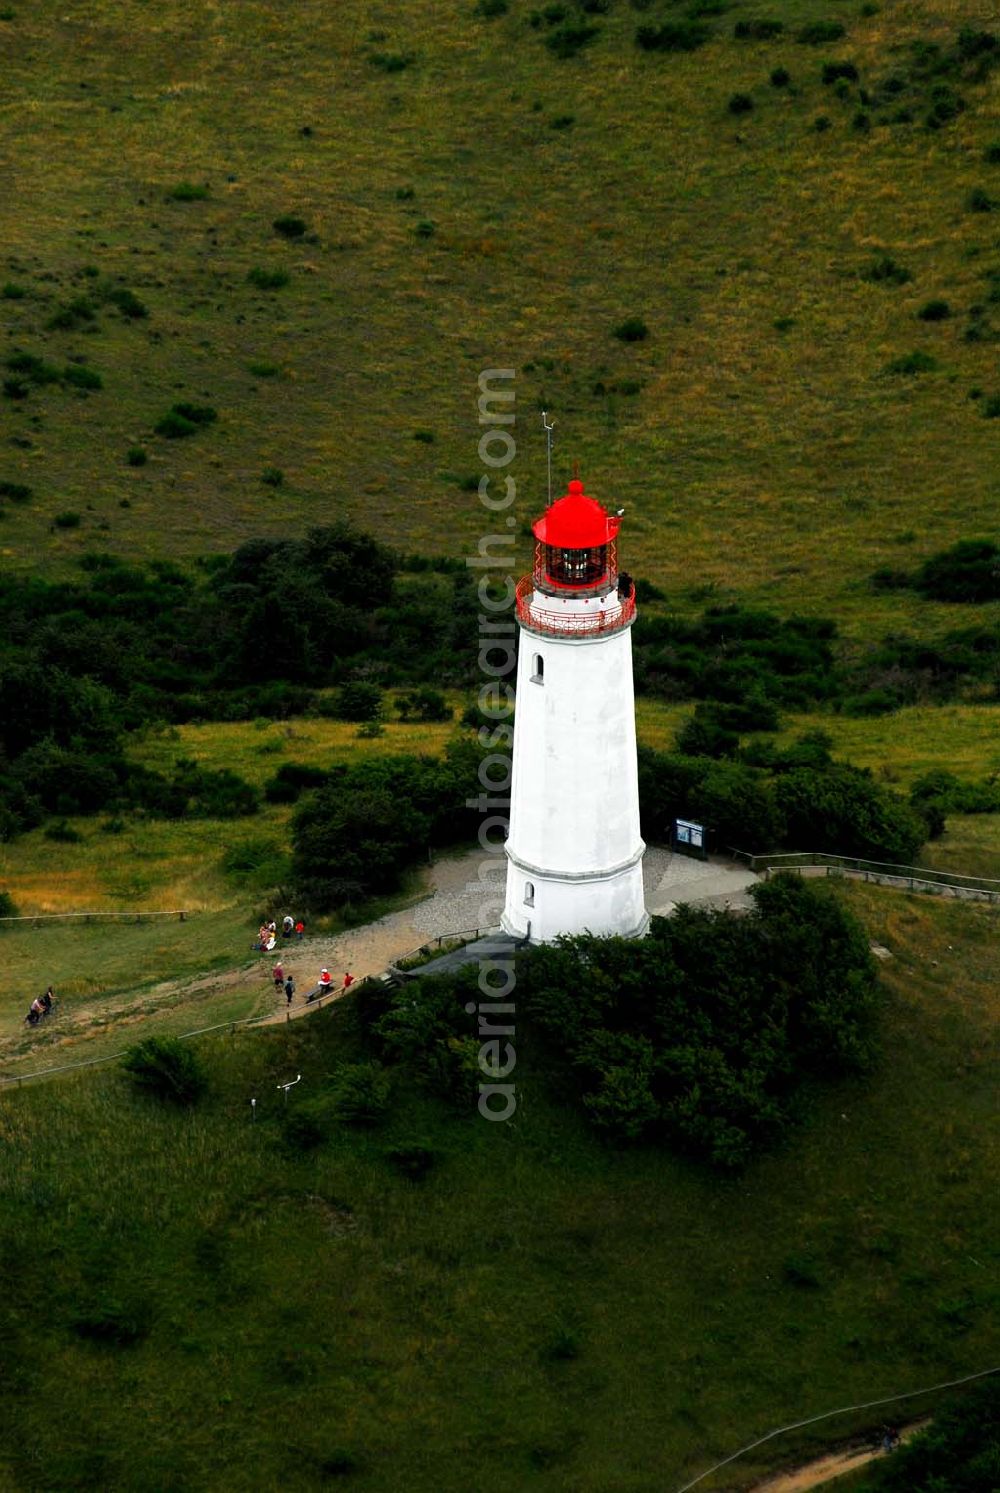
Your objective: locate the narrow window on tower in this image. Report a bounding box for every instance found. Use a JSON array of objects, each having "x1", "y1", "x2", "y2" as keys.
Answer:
[
  {"x1": 531, "y1": 653, "x2": 544, "y2": 684},
  {"x1": 524, "y1": 881, "x2": 534, "y2": 906}
]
